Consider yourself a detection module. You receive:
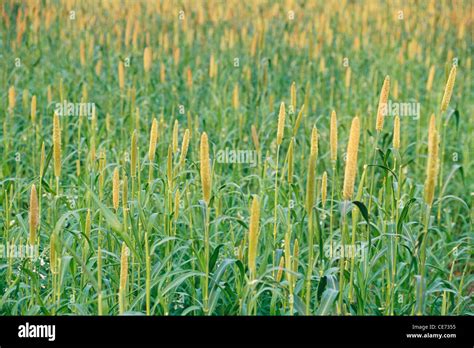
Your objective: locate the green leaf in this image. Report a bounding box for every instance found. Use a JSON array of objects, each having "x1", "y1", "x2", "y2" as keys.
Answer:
[
  {"x1": 317, "y1": 276, "x2": 327, "y2": 301},
  {"x1": 181, "y1": 305, "x2": 201, "y2": 316},
  {"x1": 445, "y1": 108, "x2": 459, "y2": 130},
  {"x1": 440, "y1": 164, "x2": 463, "y2": 196},
  {"x1": 414, "y1": 275, "x2": 425, "y2": 315},
  {"x1": 43, "y1": 145, "x2": 53, "y2": 180},
  {"x1": 234, "y1": 218, "x2": 248, "y2": 230},
  {"x1": 384, "y1": 148, "x2": 392, "y2": 164},
  {"x1": 87, "y1": 186, "x2": 135, "y2": 254},
  {"x1": 235, "y1": 260, "x2": 245, "y2": 282},
  {"x1": 316, "y1": 288, "x2": 339, "y2": 315},
  {"x1": 367, "y1": 164, "x2": 398, "y2": 182},
  {"x1": 209, "y1": 244, "x2": 224, "y2": 273},
  {"x1": 397, "y1": 198, "x2": 417, "y2": 234},
  {"x1": 146, "y1": 213, "x2": 159, "y2": 232},
  {"x1": 376, "y1": 148, "x2": 387, "y2": 166},
  {"x1": 52, "y1": 211, "x2": 77, "y2": 235},
  {"x1": 352, "y1": 200, "x2": 369, "y2": 225},
  {"x1": 162, "y1": 271, "x2": 205, "y2": 297},
  {"x1": 293, "y1": 295, "x2": 306, "y2": 315},
  {"x1": 88, "y1": 188, "x2": 122, "y2": 232}
]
